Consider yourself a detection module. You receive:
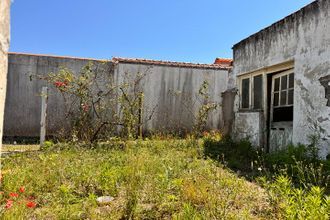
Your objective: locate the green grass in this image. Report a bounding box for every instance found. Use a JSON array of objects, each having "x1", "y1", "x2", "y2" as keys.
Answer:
[
  {"x1": 203, "y1": 135, "x2": 330, "y2": 220},
  {"x1": 0, "y1": 140, "x2": 274, "y2": 219}
]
